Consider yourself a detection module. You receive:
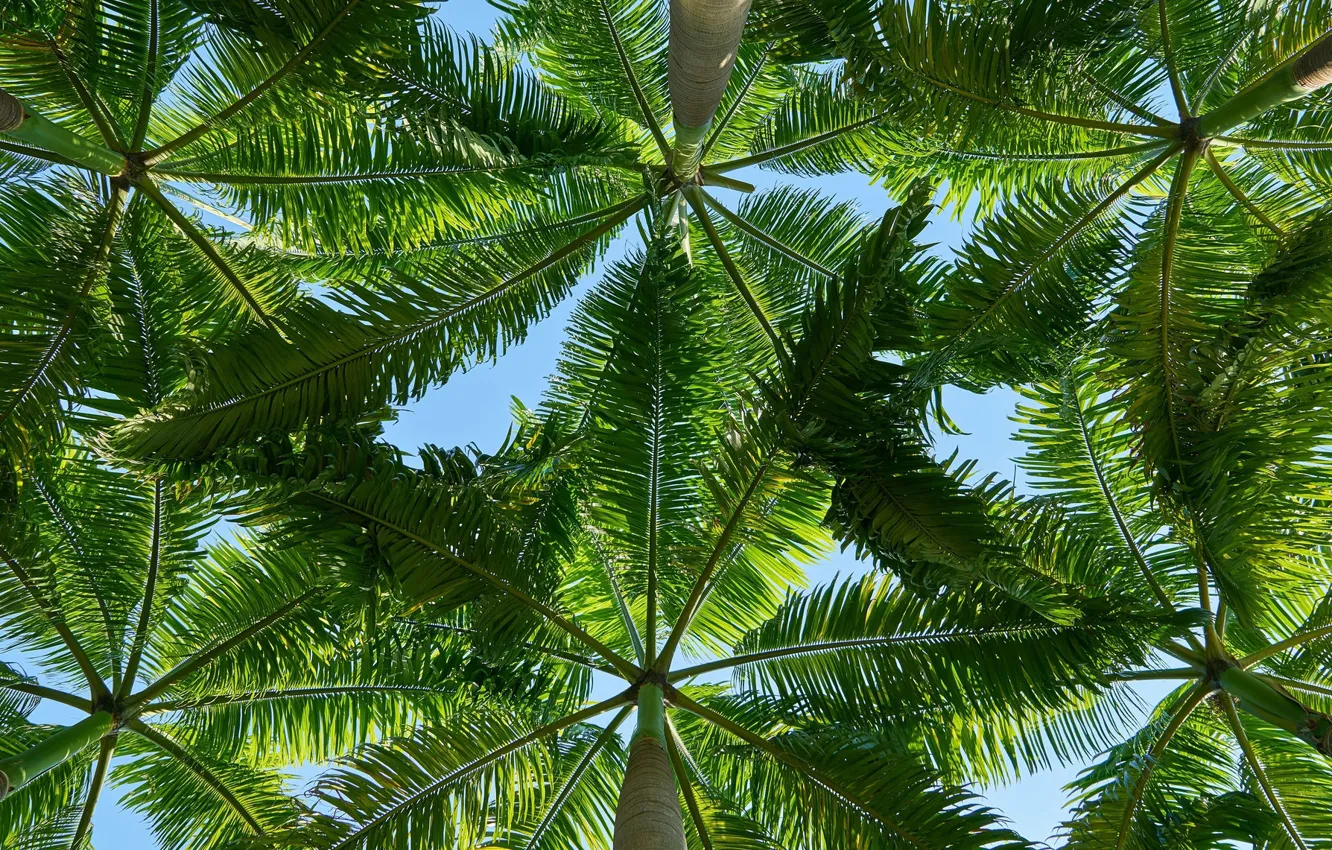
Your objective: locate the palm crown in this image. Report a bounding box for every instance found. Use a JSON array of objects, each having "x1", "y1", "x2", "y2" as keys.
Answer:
[
  {"x1": 0, "y1": 440, "x2": 491, "y2": 848},
  {"x1": 190, "y1": 195, "x2": 1180, "y2": 850},
  {"x1": 751, "y1": 0, "x2": 1332, "y2": 845},
  {"x1": 993, "y1": 361, "x2": 1332, "y2": 847},
  {"x1": 753, "y1": 0, "x2": 1332, "y2": 388}
]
